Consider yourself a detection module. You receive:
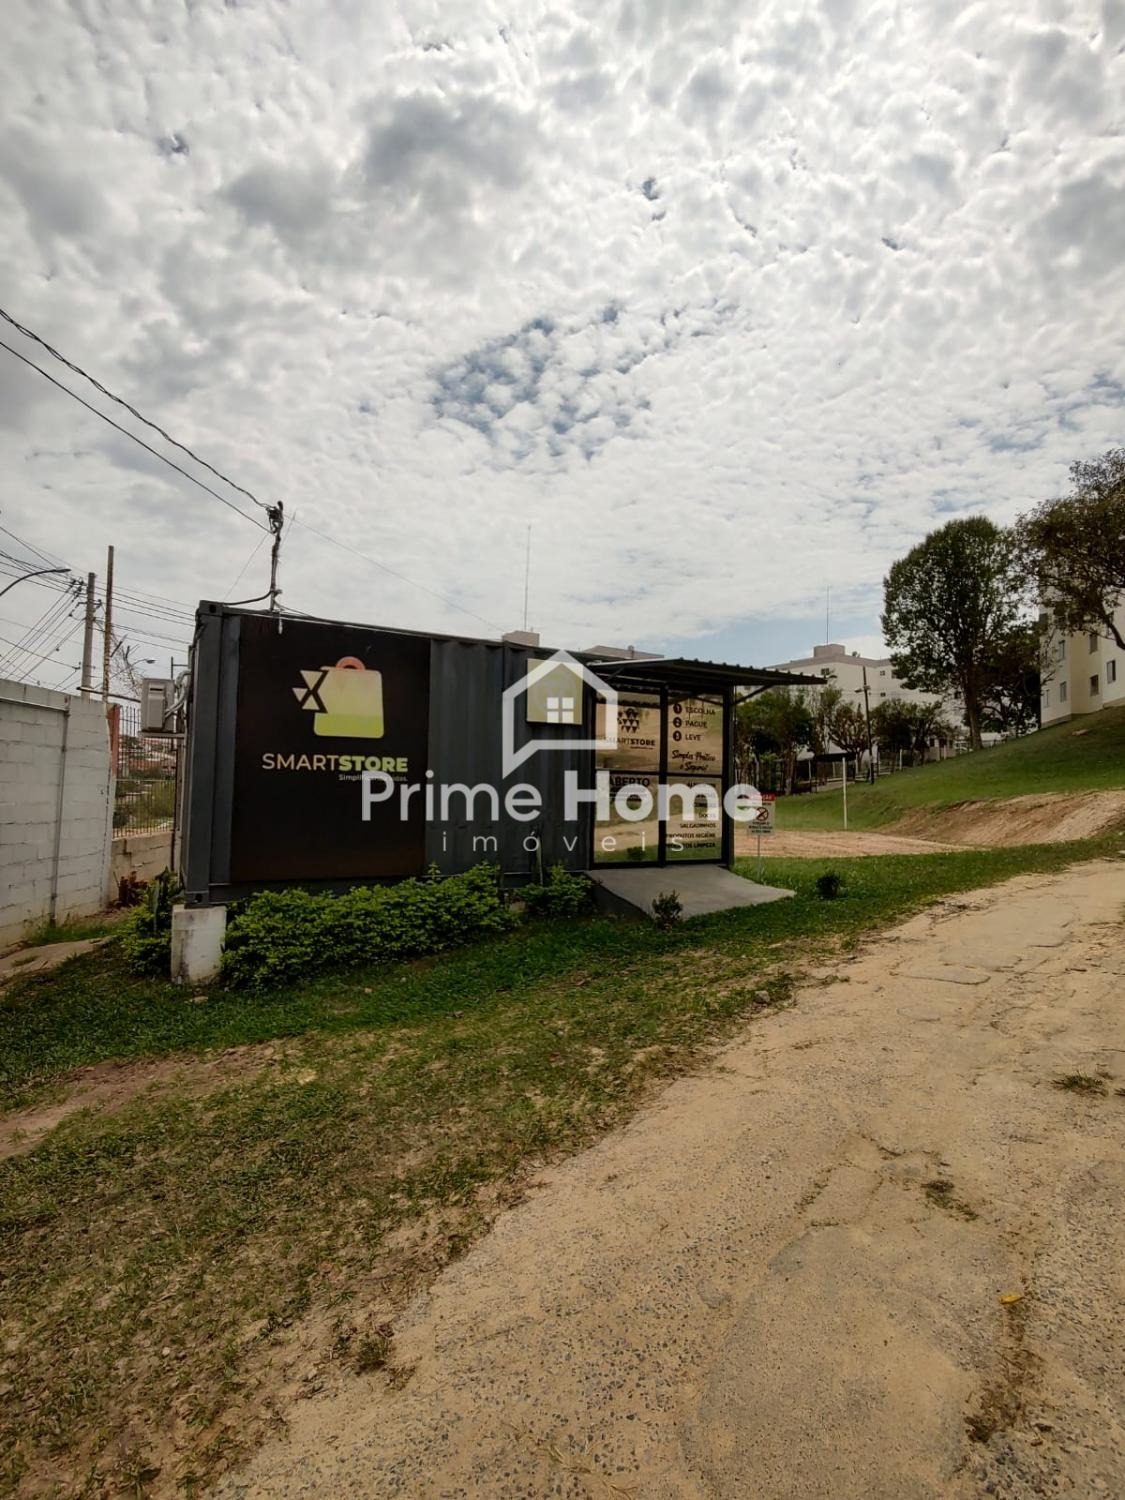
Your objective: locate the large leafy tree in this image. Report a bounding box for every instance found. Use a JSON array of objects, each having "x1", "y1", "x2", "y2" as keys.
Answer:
[
  {"x1": 1017, "y1": 447, "x2": 1125, "y2": 652},
  {"x1": 828, "y1": 701, "x2": 870, "y2": 759},
  {"x1": 881, "y1": 517, "x2": 1023, "y2": 750},
  {"x1": 908, "y1": 700, "x2": 956, "y2": 760},
  {"x1": 735, "y1": 688, "x2": 813, "y2": 792},
  {"x1": 979, "y1": 621, "x2": 1043, "y2": 738},
  {"x1": 870, "y1": 699, "x2": 915, "y2": 763},
  {"x1": 807, "y1": 682, "x2": 843, "y2": 757}
]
